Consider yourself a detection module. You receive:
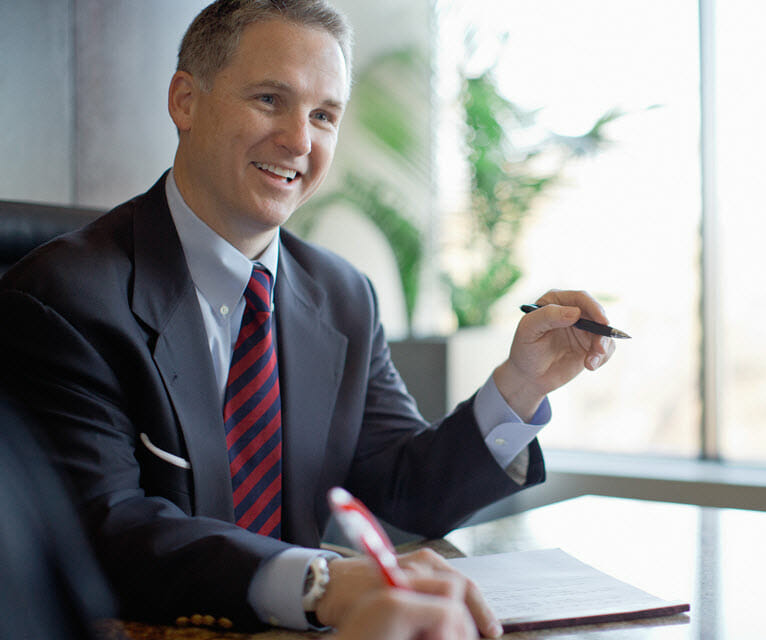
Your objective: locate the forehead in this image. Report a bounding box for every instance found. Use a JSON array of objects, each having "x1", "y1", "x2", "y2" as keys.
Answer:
[{"x1": 218, "y1": 19, "x2": 349, "y2": 103}]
